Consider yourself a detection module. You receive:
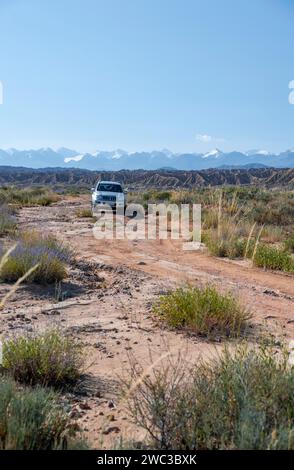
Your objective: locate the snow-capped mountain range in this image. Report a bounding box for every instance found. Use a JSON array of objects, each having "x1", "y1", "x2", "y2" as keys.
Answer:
[{"x1": 0, "y1": 147, "x2": 293, "y2": 171}]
